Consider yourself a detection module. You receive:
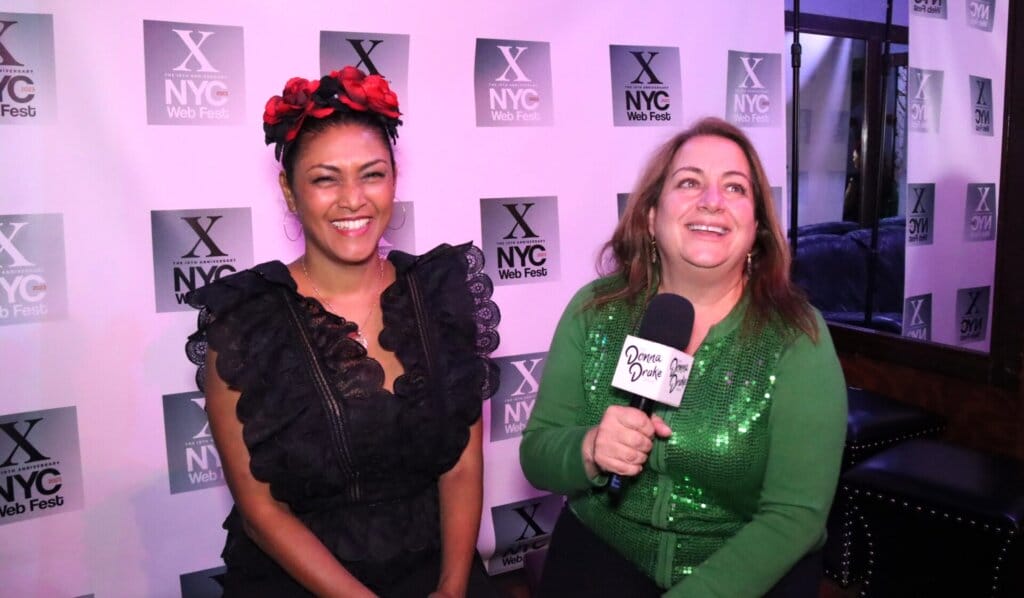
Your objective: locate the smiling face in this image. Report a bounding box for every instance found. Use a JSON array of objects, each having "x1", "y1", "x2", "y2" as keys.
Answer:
[
  {"x1": 648, "y1": 134, "x2": 757, "y2": 285},
  {"x1": 281, "y1": 122, "x2": 395, "y2": 266}
]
